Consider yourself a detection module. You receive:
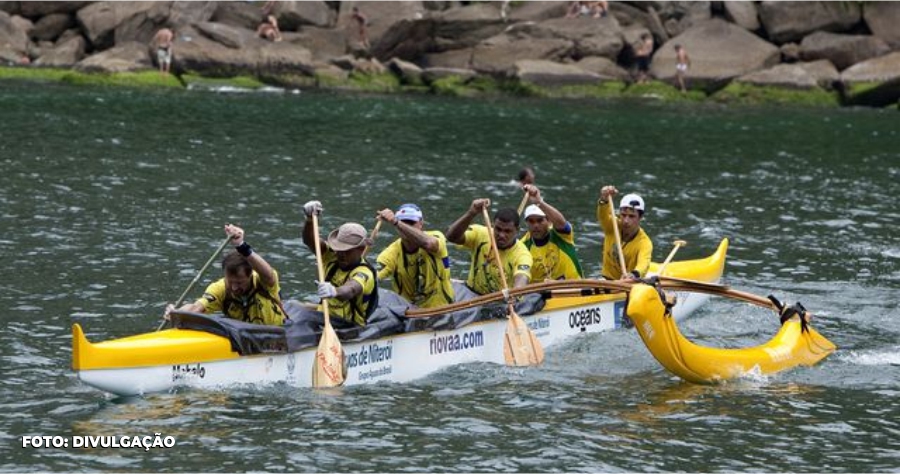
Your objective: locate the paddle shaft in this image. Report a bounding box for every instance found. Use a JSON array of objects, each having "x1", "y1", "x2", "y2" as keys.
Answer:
[
  {"x1": 656, "y1": 240, "x2": 686, "y2": 277},
  {"x1": 608, "y1": 199, "x2": 628, "y2": 278},
  {"x1": 517, "y1": 192, "x2": 530, "y2": 215},
  {"x1": 157, "y1": 234, "x2": 233, "y2": 331},
  {"x1": 361, "y1": 218, "x2": 382, "y2": 258},
  {"x1": 311, "y1": 213, "x2": 331, "y2": 326},
  {"x1": 481, "y1": 208, "x2": 511, "y2": 294}
]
